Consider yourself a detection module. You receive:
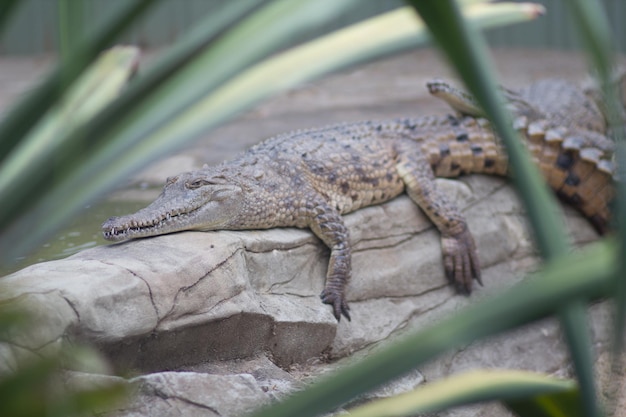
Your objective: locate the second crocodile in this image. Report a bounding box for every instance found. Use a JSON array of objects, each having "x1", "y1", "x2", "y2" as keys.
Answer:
[{"x1": 102, "y1": 75, "x2": 623, "y2": 321}]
